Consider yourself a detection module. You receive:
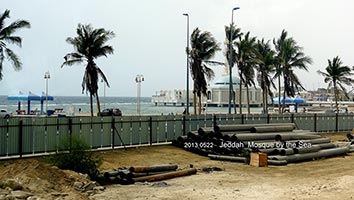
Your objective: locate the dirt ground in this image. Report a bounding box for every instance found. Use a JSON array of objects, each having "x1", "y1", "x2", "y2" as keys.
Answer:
[{"x1": 0, "y1": 132, "x2": 354, "y2": 200}]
